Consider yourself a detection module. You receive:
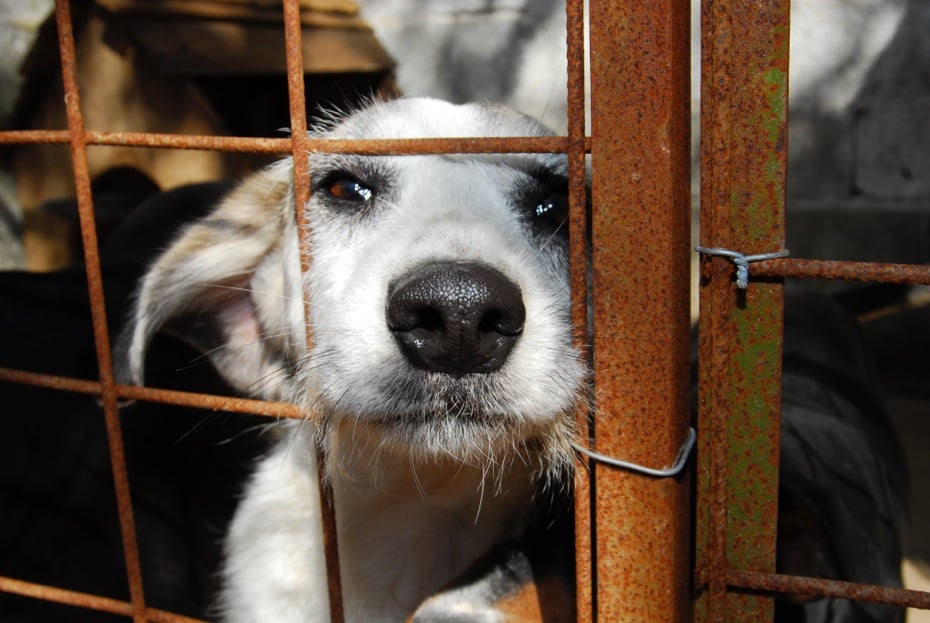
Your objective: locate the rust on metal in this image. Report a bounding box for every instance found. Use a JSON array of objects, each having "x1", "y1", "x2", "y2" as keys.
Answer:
[
  {"x1": 281, "y1": 0, "x2": 345, "y2": 620},
  {"x1": 0, "y1": 367, "x2": 307, "y2": 418},
  {"x1": 0, "y1": 128, "x2": 591, "y2": 156},
  {"x1": 728, "y1": 570, "x2": 930, "y2": 611},
  {"x1": 588, "y1": 0, "x2": 692, "y2": 621},
  {"x1": 696, "y1": 0, "x2": 790, "y2": 622},
  {"x1": 0, "y1": 575, "x2": 133, "y2": 618},
  {"x1": 8, "y1": 1, "x2": 930, "y2": 621},
  {"x1": 118, "y1": 385, "x2": 305, "y2": 418},
  {"x1": 53, "y1": 0, "x2": 148, "y2": 621},
  {"x1": 146, "y1": 609, "x2": 210, "y2": 623},
  {"x1": 0, "y1": 367, "x2": 102, "y2": 396},
  {"x1": 0, "y1": 129, "x2": 72, "y2": 145},
  {"x1": 565, "y1": 0, "x2": 592, "y2": 621},
  {"x1": 753, "y1": 257, "x2": 930, "y2": 285},
  {"x1": 0, "y1": 575, "x2": 208, "y2": 623}
]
